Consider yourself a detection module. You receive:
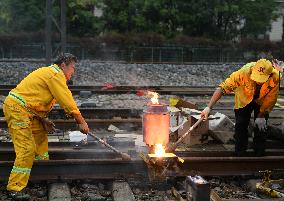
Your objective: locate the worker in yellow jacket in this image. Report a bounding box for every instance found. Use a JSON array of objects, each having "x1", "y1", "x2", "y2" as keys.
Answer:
[
  {"x1": 3, "y1": 53, "x2": 90, "y2": 200},
  {"x1": 201, "y1": 59, "x2": 282, "y2": 157}
]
